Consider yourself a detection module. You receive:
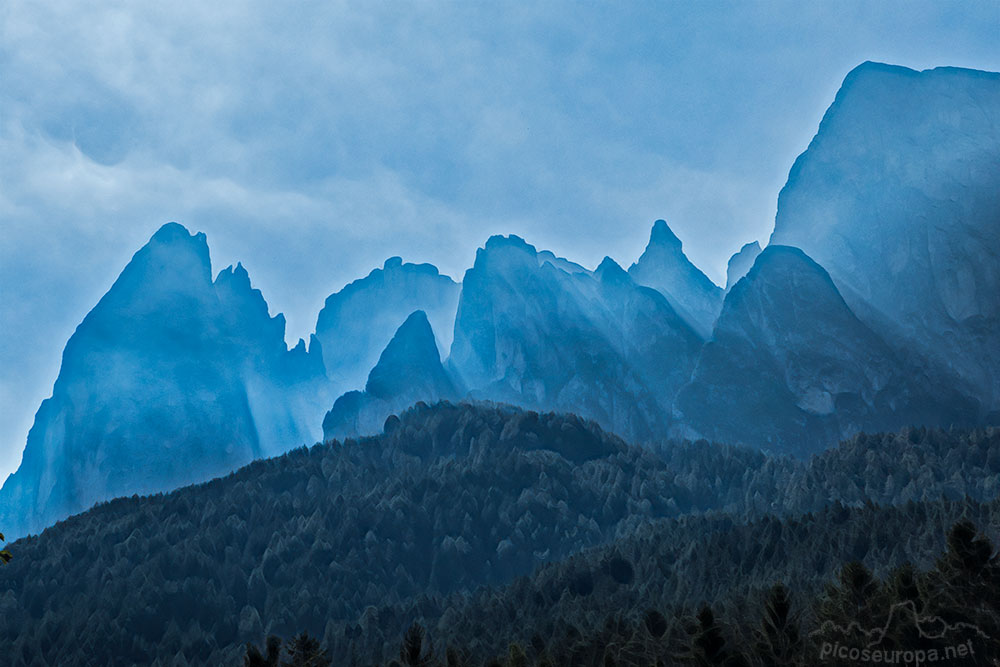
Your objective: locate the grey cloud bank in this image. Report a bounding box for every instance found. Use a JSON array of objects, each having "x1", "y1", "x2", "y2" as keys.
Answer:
[{"x1": 1, "y1": 1, "x2": 998, "y2": 480}]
